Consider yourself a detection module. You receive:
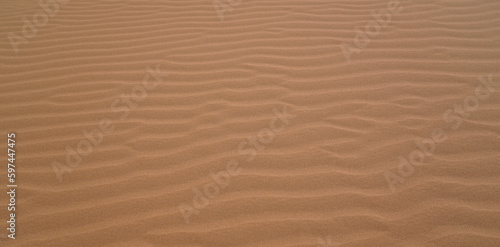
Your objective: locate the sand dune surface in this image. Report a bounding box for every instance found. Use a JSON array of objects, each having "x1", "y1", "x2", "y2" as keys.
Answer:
[{"x1": 0, "y1": 0, "x2": 499, "y2": 246}]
